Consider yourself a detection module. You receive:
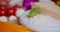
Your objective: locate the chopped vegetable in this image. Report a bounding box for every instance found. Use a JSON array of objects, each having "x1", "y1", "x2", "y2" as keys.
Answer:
[
  {"x1": 28, "y1": 8, "x2": 41, "y2": 17},
  {"x1": 56, "y1": 1, "x2": 60, "y2": 6}
]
